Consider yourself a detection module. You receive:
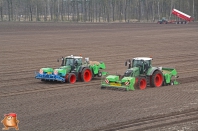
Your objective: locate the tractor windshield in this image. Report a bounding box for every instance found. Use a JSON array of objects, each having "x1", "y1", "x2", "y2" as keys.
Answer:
[
  {"x1": 124, "y1": 70, "x2": 133, "y2": 77},
  {"x1": 65, "y1": 58, "x2": 74, "y2": 66},
  {"x1": 132, "y1": 60, "x2": 151, "y2": 68},
  {"x1": 132, "y1": 60, "x2": 143, "y2": 67}
]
